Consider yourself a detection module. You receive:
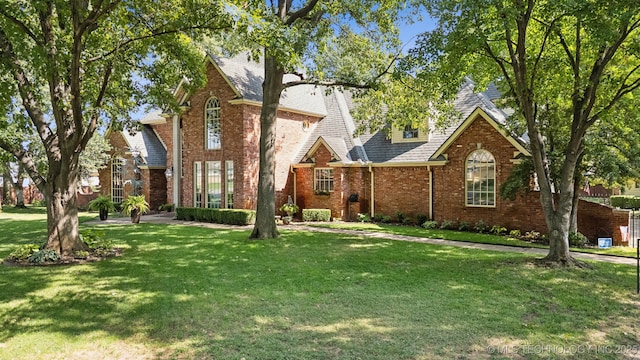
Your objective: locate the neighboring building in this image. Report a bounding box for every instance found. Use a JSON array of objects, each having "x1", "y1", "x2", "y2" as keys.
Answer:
[{"x1": 100, "y1": 53, "x2": 630, "y2": 244}]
